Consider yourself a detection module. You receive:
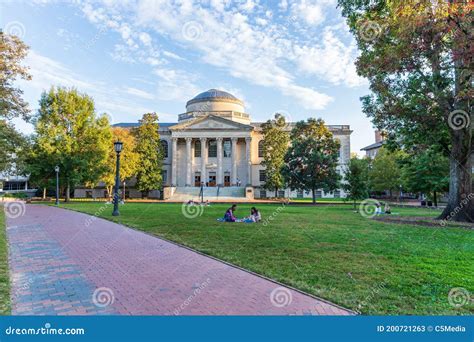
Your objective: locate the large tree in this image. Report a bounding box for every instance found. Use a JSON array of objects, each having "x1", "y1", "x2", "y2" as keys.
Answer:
[
  {"x1": 0, "y1": 31, "x2": 31, "y2": 174},
  {"x1": 32, "y1": 87, "x2": 111, "y2": 201},
  {"x1": 103, "y1": 127, "x2": 139, "y2": 198},
  {"x1": 133, "y1": 113, "x2": 163, "y2": 196},
  {"x1": 283, "y1": 118, "x2": 341, "y2": 203},
  {"x1": 401, "y1": 148, "x2": 449, "y2": 207},
  {"x1": 343, "y1": 156, "x2": 371, "y2": 209},
  {"x1": 338, "y1": 0, "x2": 473, "y2": 222},
  {"x1": 369, "y1": 147, "x2": 402, "y2": 198},
  {"x1": 0, "y1": 31, "x2": 31, "y2": 121},
  {"x1": 260, "y1": 113, "x2": 290, "y2": 196}
]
